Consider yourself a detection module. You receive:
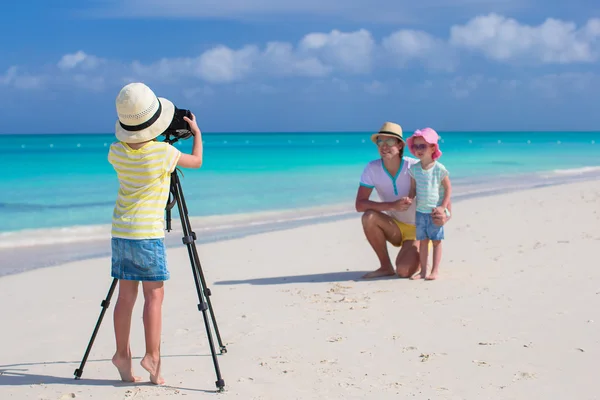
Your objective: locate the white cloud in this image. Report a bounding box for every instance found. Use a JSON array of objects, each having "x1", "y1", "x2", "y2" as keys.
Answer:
[
  {"x1": 450, "y1": 13, "x2": 600, "y2": 64},
  {"x1": 255, "y1": 42, "x2": 330, "y2": 77},
  {"x1": 128, "y1": 40, "x2": 332, "y2": 85},
  {"x1": 131, "y1": 57, "x2": 196, "y2": 83},
  {"x1": 120, "y1": 29, "x2": 373, "y2": 85},
  {"x1": 5, "y1": 14, "x2": 600, "y2": 95},
  {"x1": 196, "y1": 45, "x2": 258, "y2": 83},
  {"x1": 118, "y1": 15, "x2": 600, "y2": 87},
  {"x1": 0, "y1": 66, "x2": 44, "y2": 89},
  {"x1": 58, "y1": 51, "x2": 103, "y2": 70},
  {"x1": 298, "y1": 29, "x2": 375, "y2": 74},
  {"x1": 130, "y1": 27, "x2": 441, "y2": 84},
  {"x1": 382, "y1": 29, "x2": 457, "y2": 71},
  {"x1": 0, "y1": 67, "x2": 16, "y2": 85}
]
